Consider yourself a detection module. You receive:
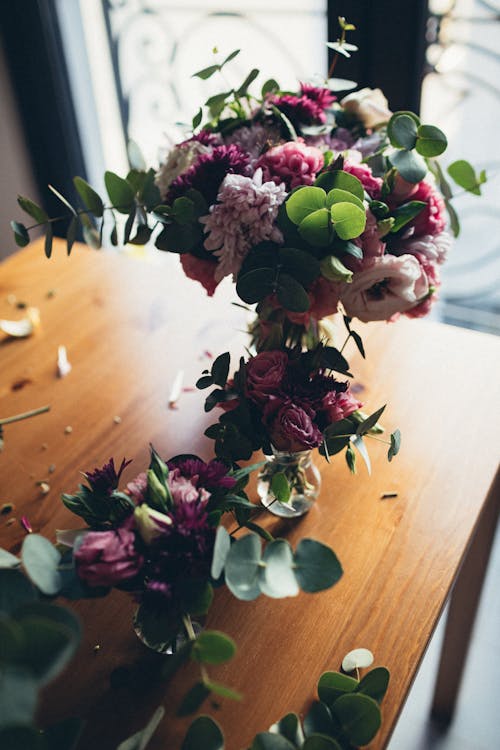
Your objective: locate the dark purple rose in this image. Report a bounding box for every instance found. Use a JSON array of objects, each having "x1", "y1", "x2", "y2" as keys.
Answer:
[
  {"x1": 167, "y1": 144, "x2": 250, "y2": 205},
  {"x1": 74, "y1": 524, "x2": 143, "y2": 588},
  {"x1": 84, "y1": 457, "x2": 132, "y2": 495},
  {"x1": 269, "y1": 402, "x2": 323, "y2": 452},
  {"x1": 246, "y1": 350, "x2": 288, "y2": 405}
]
